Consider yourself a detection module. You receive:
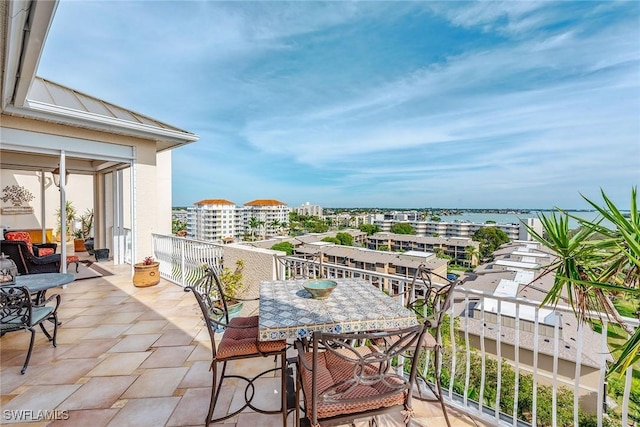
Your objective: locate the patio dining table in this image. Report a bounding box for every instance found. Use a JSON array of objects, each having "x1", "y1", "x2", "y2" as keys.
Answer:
[
  {"x1": 14, "y1": 272, "x2": 75, "y2": 304},
  {"x1": 258, "y1": 277, "x2": 418, "y2": 342}
]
